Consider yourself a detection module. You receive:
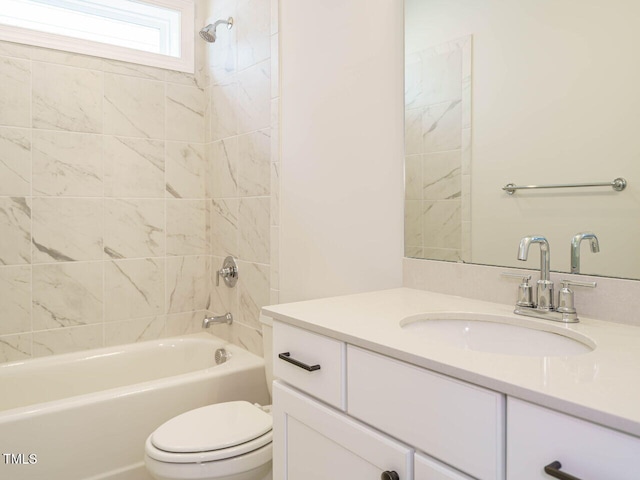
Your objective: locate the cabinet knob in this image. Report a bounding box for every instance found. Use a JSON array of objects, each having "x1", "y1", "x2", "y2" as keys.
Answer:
[{"x1": 381, "y1": 471, "x2": 399, "y2": 480}]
